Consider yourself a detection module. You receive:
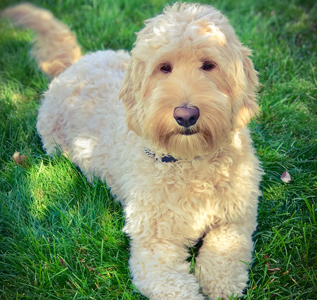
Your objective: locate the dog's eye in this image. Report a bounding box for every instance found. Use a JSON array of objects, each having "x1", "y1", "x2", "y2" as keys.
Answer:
[
  {"x1": 201, "y1": 61, "x2": 216, "y2": 71},
  {"x1": 160, "y1": 64, "x2": 172, "y2": 73}
]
